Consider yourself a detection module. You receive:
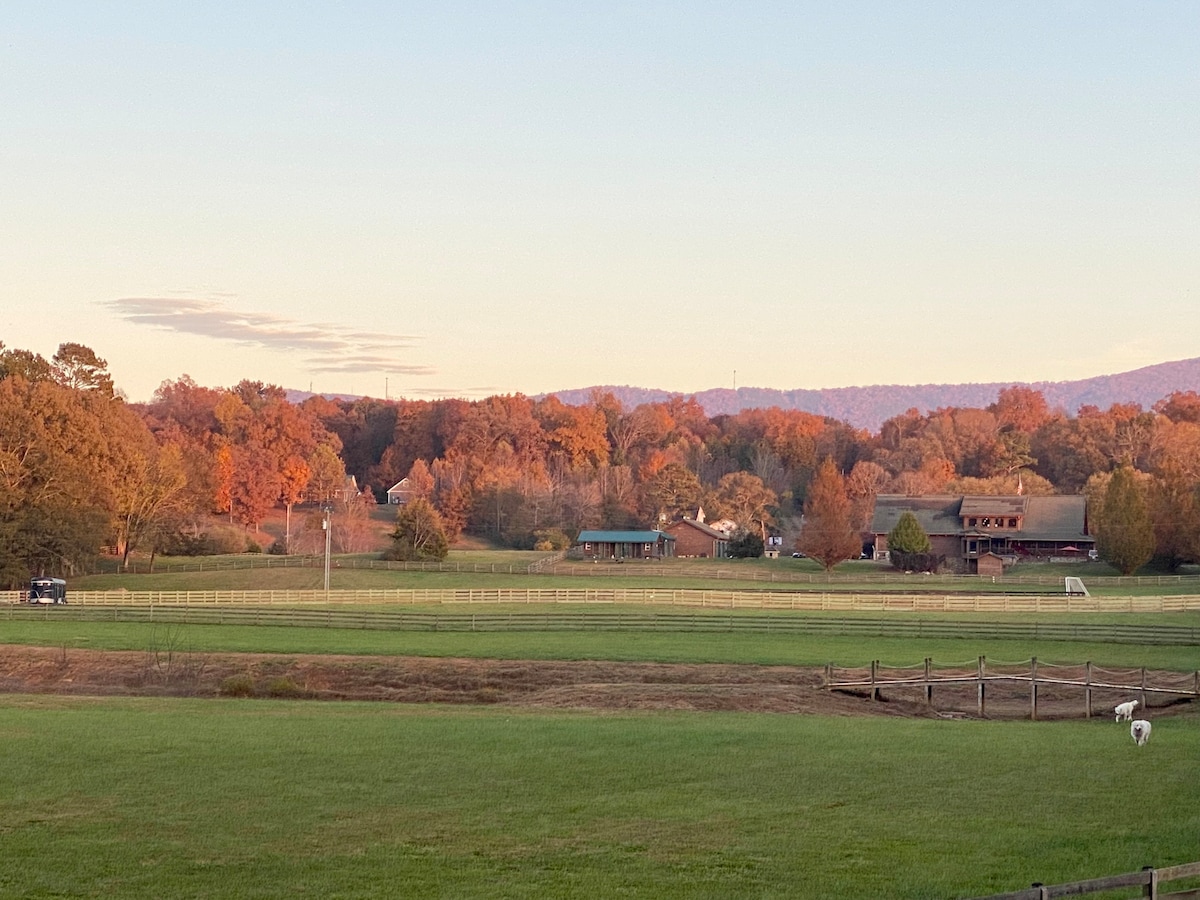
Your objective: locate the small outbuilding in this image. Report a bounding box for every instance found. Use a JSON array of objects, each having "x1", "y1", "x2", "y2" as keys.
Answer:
[
  {"x1": 974, "y1": 551, "x2": 1005, "y2": 577},
  {"x1": 574, "y1": 530, "x2": 675, "y2": 561}
]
